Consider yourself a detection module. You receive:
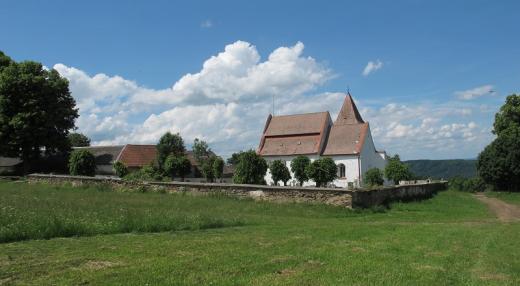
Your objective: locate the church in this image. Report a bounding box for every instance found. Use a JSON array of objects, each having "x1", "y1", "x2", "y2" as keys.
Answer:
[{"x1": 258, "y1": 93, "x2": 387, "y2": 188}]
